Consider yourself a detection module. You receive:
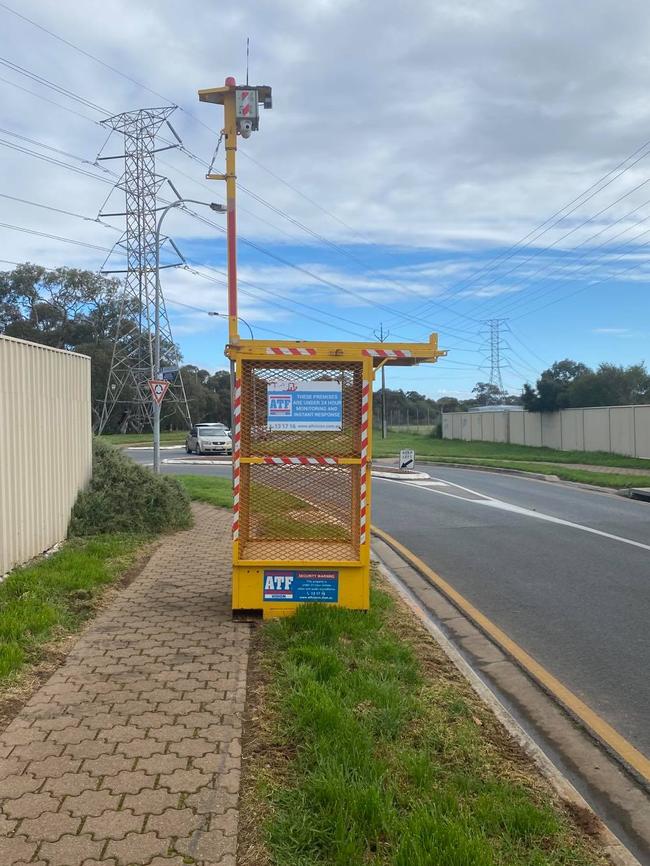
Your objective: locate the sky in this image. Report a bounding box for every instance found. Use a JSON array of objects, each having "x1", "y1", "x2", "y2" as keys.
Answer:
[{"x1": 2, "y1": 0, "x2": 650, "y2": 399}]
